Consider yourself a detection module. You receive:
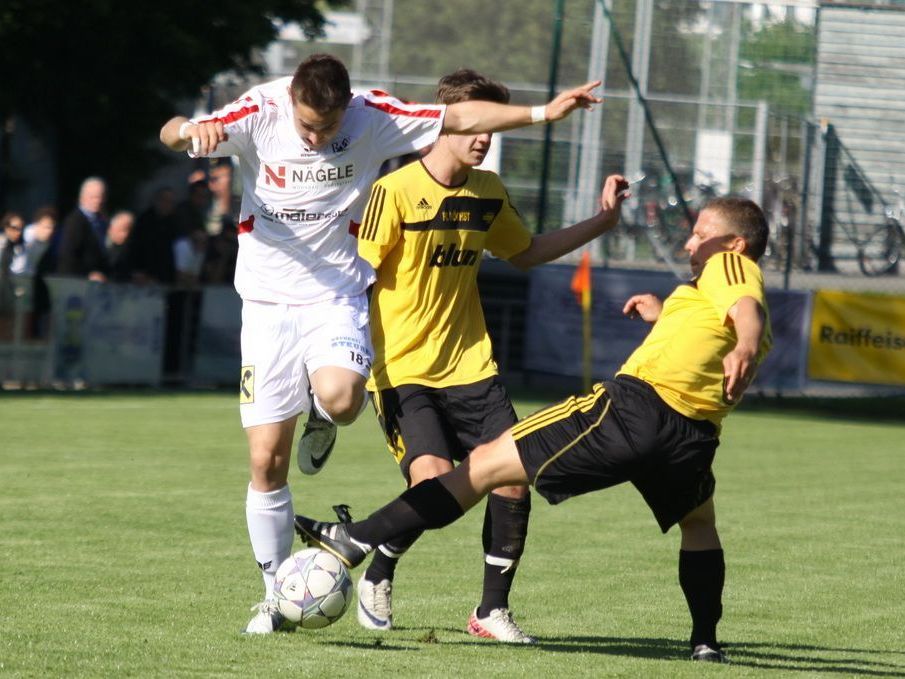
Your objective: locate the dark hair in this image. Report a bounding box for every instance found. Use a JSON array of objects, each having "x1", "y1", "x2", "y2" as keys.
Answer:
[
  {"x1": 290, "y1": 54, "x2": 352, "y2": 113},
  {"x1": 1, "y1": 211, "x2": 24, "y2": 230},
  {"x1": 702, "y1": 196, "x2": 770, "y2": 262},
  {"x1": 436, "y1": 69, "x2": 510, "y2": 106},
  {"x1": 31, "y1": 206, "x2": 58, "y2": 223}
]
